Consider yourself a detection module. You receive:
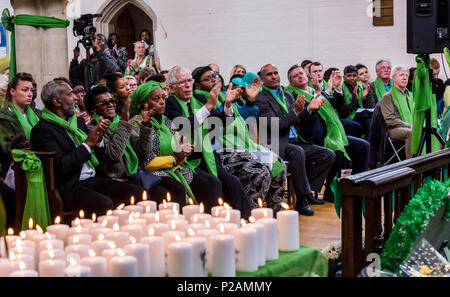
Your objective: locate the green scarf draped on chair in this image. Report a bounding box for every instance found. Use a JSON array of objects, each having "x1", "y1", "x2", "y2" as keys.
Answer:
[
  {"x1": 92, "y1": 114, "x2": 139, "y2": 175},
  {"x1": 41, "y1": 108, "x2": 98, "y2": 168},
  {"x1": 151, "y1": 115, "x2": 195, "y2": 204},
  {"x1": 195, "y1": 89, "x2": 285, "y2": 179},
  {"x1": 12, "y1": 149, "x2": 51, "y2": 231},
  {"x1": 373, "y1": 77, "x2": 392, "y2": 101},
  {"x1": 1, "y1": 8, "x2": 70, "y2": 81},
  {"x1": 10, "y1": 103, "x2": 39, "y2": 139},
  {"x1": 341, "y1": 83, "x2": 364, "y2": 120},
  {"x1": 172, "y1": 94, "x2": 218, "y2": 177}
]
